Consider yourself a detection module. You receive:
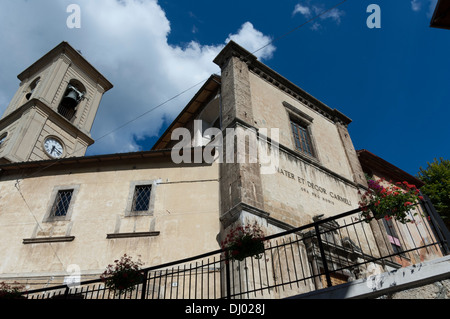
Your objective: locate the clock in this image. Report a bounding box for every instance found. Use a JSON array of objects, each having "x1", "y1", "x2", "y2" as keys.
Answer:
[{"x1": 44, "y1": 137, "x2": 64, "y2": 158}]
